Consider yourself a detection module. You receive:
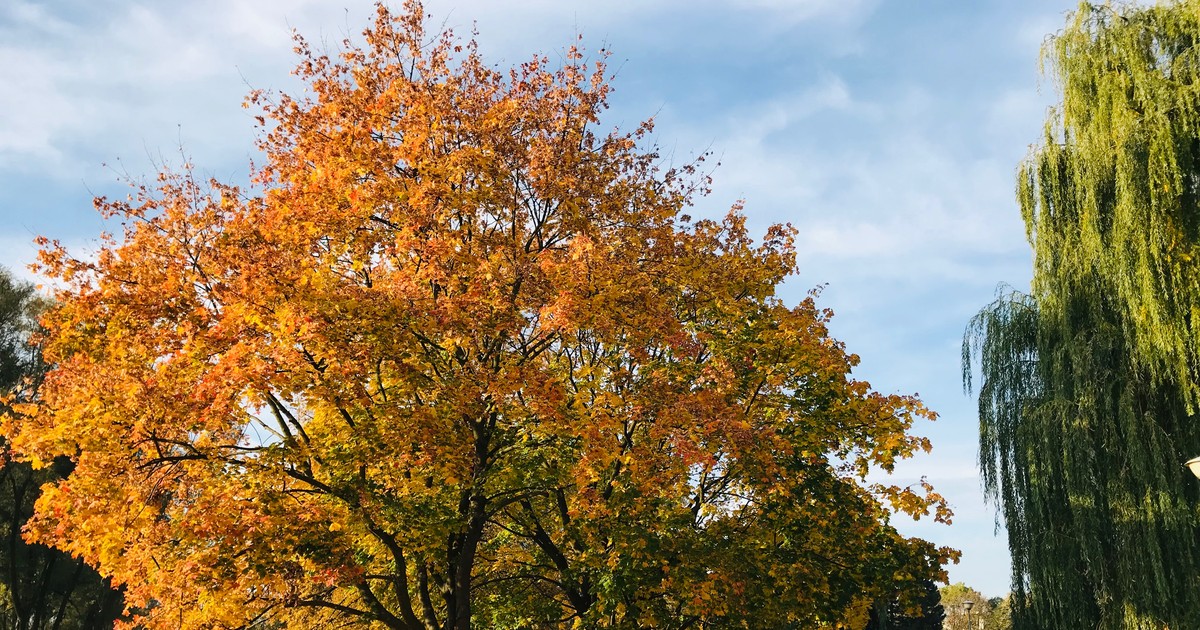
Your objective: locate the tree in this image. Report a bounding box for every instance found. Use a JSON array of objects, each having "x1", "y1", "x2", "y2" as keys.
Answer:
[
  {"x1": 4, "y1": 3, "x2": 956, "y2": 628},
  {"x1": 1011, "y1": 1, "x2": 1200, "y2": 409},
  {"x1": 0, "y1": 267, "x2": 124, "y2": 629},
  {"x1": 0, "y1": 268, "x2": 43, "y2": 397},
  {"x1": 963, "y1": 1, "x2": 1200, "y2": 628},
  {"x1": 938, "y1": 583, "x2": 991, "y2": 630},
  {"x1": 865, "y1": 579, "x2": 944, "y2": 630},
  {"x1": 982, "y1": 597, "x2": 1011, "y2": 630}
]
